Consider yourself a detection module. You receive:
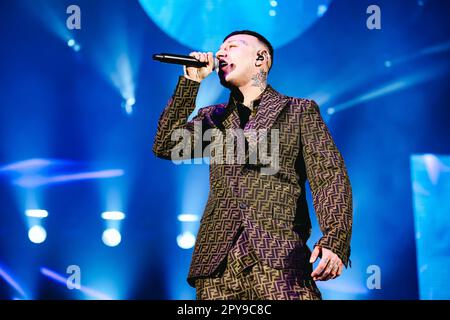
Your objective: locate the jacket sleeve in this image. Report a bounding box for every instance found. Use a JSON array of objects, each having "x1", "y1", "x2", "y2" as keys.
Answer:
[
  {"x1": 300, "y1": 99, "x2": 353, "y2": 267},
  {"x1": 152, "y1": 76, "x2": 217, "y2": 160}
]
